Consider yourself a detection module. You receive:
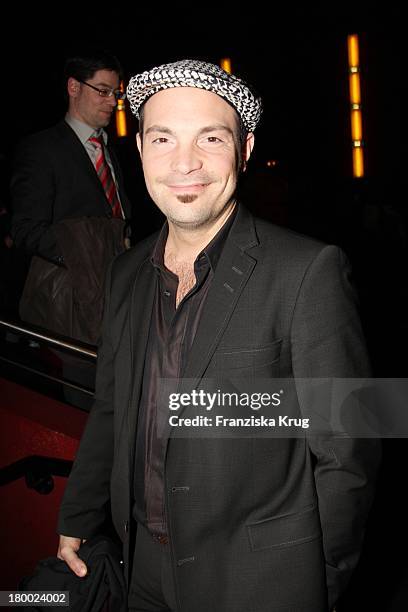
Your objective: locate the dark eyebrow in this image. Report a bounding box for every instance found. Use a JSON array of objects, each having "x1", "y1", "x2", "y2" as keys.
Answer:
[
  {"x1": 94, "y1": 82, "x2": 119, "y2": 90},
  {"x1": 198, "y1": 125, "x2": 234, "y2": 136},
  {"x1": 144, "y1": 124, "x2": 234, "y2": 137},
  {"x1": 145, "y1": 125, "x2": 175, "y2": 136}
]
